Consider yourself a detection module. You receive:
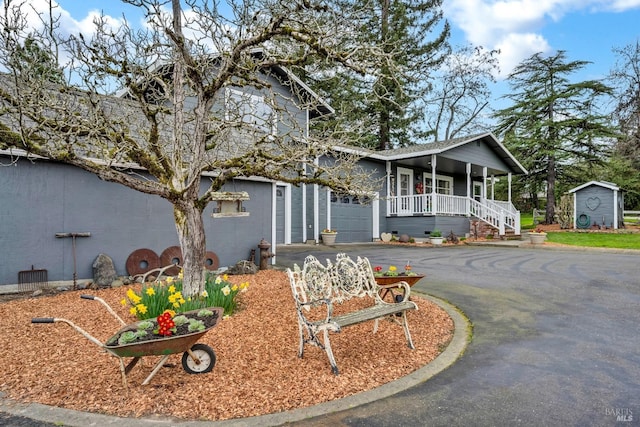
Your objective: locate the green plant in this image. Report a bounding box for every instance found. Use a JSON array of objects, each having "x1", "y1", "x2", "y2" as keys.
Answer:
[
  {"x1": 122, "y1": 272, "x2": 249, "y2": 320},
  {"x1": 373, "y1": 264, "x2": 417, "y2": 277},
  {"x1": 430, "y1": 229, "x2": 442, "y2": 237}
]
